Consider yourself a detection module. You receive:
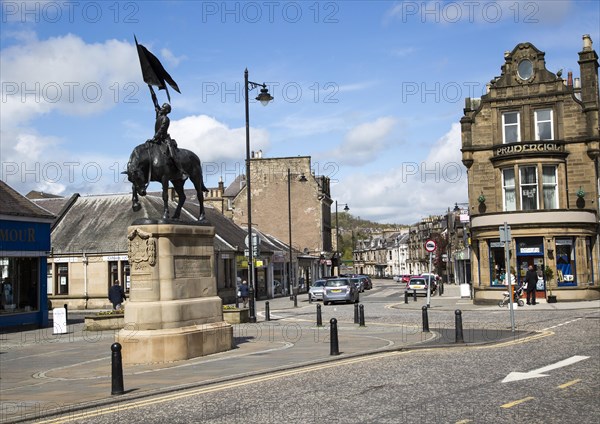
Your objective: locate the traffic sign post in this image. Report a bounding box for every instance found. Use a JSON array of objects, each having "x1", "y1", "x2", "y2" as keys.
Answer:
[
  {"x1": 500, "y1": 222, "x2": 515, "y2": 332},
  {"x1": 425, "y1": 240, "x2": 437, "y2": 308}
]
